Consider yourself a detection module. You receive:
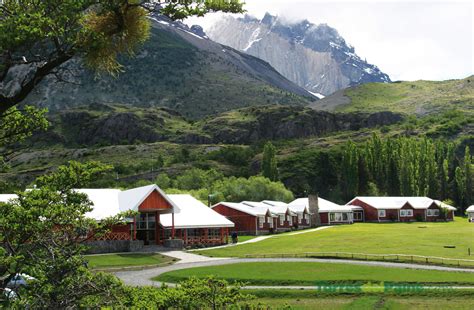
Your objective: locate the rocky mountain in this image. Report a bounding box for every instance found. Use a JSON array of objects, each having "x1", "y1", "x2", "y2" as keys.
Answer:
[
  {"x1": 206, "y1": 13, "x2": 391, "y2": 96},
  {"x1": 33, "y1": 103, "x2": 404, "y2": 147},
  {"x1": 25, "y1": 15, "x2": 315, "y2": 119}
]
